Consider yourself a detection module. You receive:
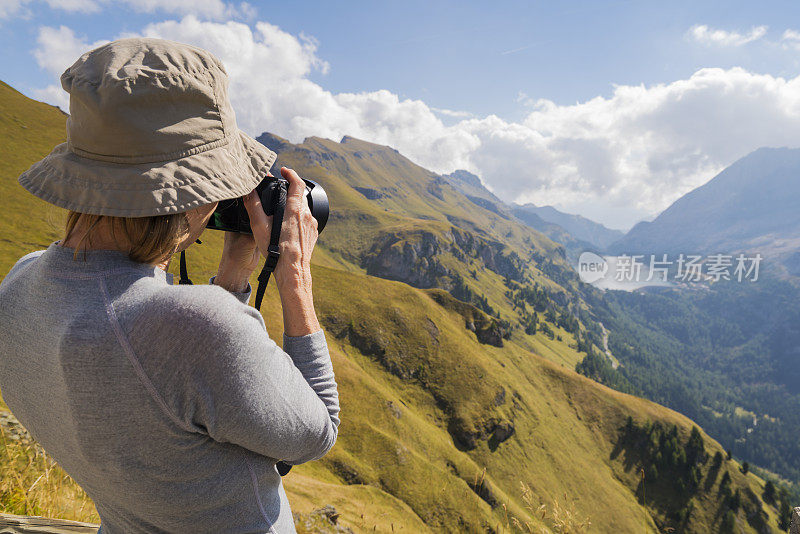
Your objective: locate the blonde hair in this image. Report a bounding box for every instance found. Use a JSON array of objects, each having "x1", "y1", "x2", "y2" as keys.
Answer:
[{"x1": 64, "y1": 211, "x2": 190, "y2": 264}]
